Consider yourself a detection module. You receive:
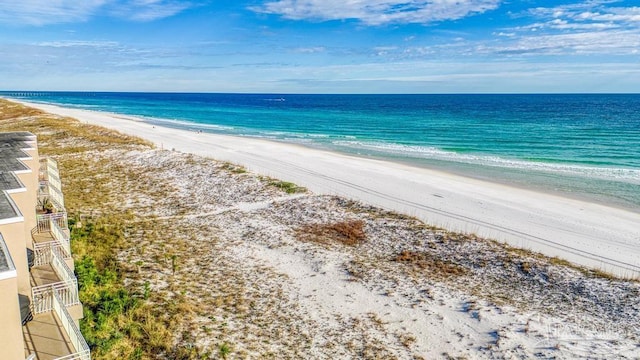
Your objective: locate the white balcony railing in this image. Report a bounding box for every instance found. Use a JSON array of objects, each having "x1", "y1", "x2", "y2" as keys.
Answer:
[
  {"x1": 54, "y1": 352, "x2": 92, "y2": 360},
  {"x1": 48, "y1": 168, "x2": 61, "y2": 187},
  {"x1": 32, "y1": 242, "x2": 50, "y2": 267},
  {"x1": 40, "y1": 183, "x2": 65, "y2": 209},
  {"x1": 52, "y1": 291, "x2": 91, "y2": 360},
  {"x1": 33, "y1": 241, "x2": 70, "y2": 267},
  {"x1": 41, "y1": 156, "x2": 58, "y2": 173},
  {"x1": 36, "y1": 213, "x2": 68, "y2": 233},
  {"x1": 50, "y1": 219, "x2": 71, "y2": 253},
  {"x1": 31, "y1": 245, "x2": 79, "y2": 314},
  {"x1": 51, "y1": 246, "x2": 76, "y2": 284},
  {"x1": 40, "y1": 158, "x2": 60, "y2": 183},
  {"x1": 41, "y1": 174, "x2": 62, "y2": 192},
  {"x1": 31, "y1": 280, "x2": 79, "y2": 315},
  {"x1": 39, "y1": 166, "x2": 60, "y2": 183},
  {"x1": 48, "y1": 159, "x2": 59, "y2": 172}
]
